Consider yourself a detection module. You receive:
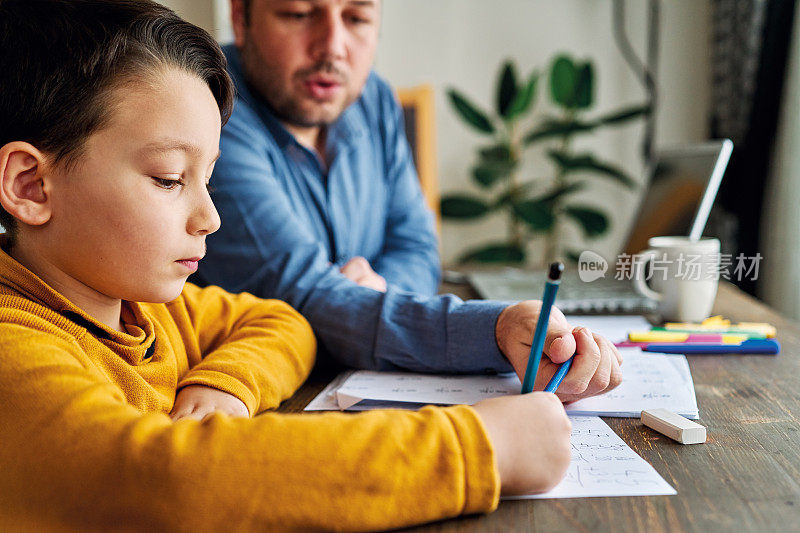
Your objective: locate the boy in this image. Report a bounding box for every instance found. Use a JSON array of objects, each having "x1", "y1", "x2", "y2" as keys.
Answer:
[{"x1": 0, "y1": 1, "x2": 574, "y2": 530}]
